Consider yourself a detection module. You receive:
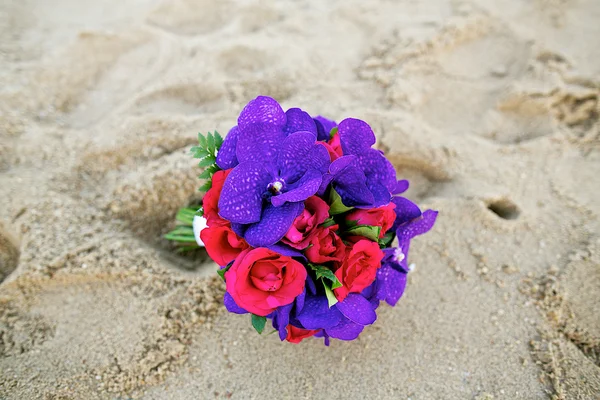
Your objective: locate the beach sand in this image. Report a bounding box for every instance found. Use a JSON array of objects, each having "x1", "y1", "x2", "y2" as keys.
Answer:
[{"x1": 1, "y1": 0, "x2": 599, "y2": 398}]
